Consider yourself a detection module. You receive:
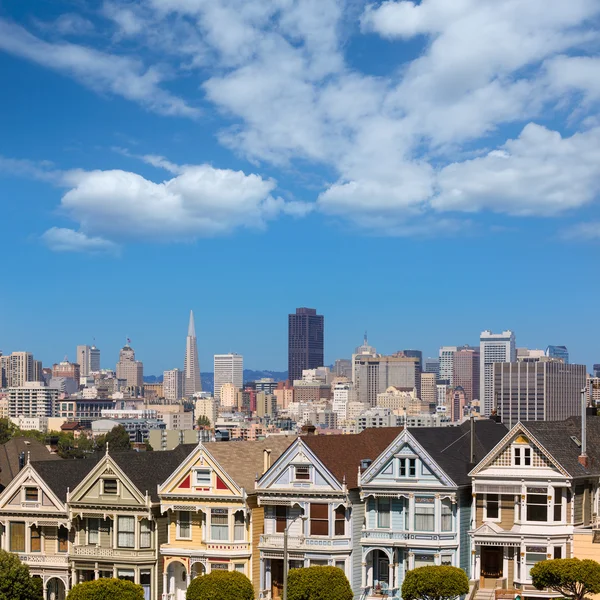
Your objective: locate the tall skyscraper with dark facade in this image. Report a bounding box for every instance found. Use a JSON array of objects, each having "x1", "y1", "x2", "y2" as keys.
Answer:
[{"x1": 288, "y1": 307, "x2": 324, "y2": 382}]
